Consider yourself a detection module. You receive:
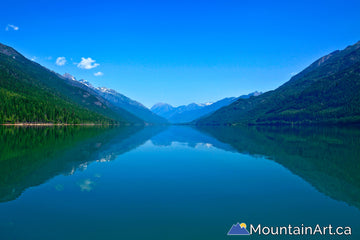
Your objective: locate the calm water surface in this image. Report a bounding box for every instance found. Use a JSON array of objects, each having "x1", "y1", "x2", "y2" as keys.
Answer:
[{"x1": 0, "y1": 125, "x2": 359, "y2": 239}]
